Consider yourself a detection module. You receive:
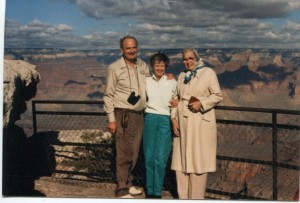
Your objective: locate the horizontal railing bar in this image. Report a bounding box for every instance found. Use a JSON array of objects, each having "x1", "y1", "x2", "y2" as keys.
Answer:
[
  {"x1": 277, "y1": 124, "x2": 300, "y2": 130},
  {"x1": 35, "y1": 111, "x2": 105, "y2": 116},
  {"x1": 217, "y1": 155, "x2": 273, "y2": 166},
  {"x1": 217, "y1": 119, "x2": 300, "y2": 130},
  {"x1": 32, "y1": 100, "x2": 104, "y2": 105},
  {"x1": 217, "y1": 119, "x2": 272, "y2": 127},
  {"x1": 215, "y1": 105, "x2": 300, "y2": 115},
  {"x1": 32, "y1": 100, "x2": 300, "y2": 115},
  {"x1": 277, "y1": 163, "x2": 300, "y2": 170}
]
